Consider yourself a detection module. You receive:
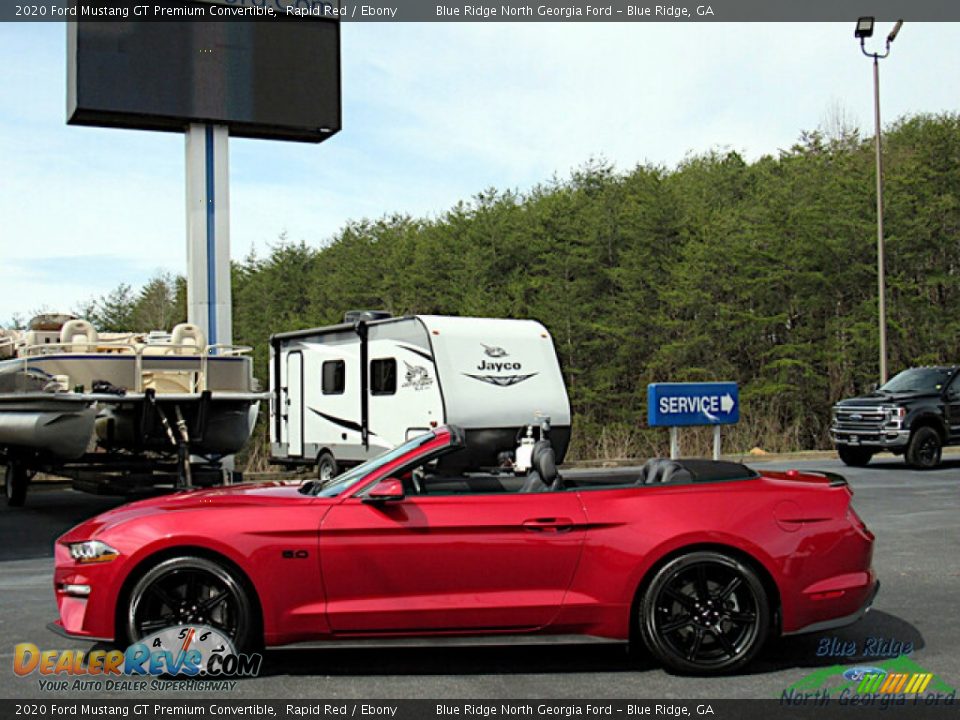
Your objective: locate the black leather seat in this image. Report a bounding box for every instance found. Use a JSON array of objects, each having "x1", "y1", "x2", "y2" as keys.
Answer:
[
  {"x1": 638, "y1": 458, "x2": 693, "y2": 485},
  {"x1": 521, "y1": 440, "x2": 562, "y2": 492}
]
